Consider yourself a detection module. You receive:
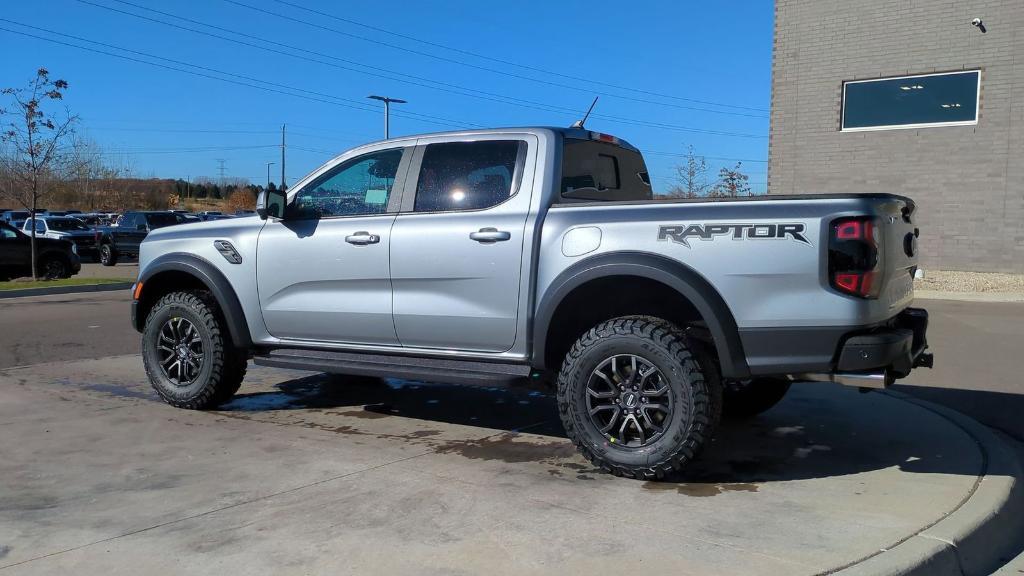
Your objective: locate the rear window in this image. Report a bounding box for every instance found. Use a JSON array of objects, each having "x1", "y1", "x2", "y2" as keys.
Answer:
[
  {"x1": 47, "y1": 218, "x2": 90, "y2": 231},
  {"x1": 560, "y1": 139, "x2": 652, "y2": 202},
  {"x1": 146, "y1": 213, "x2": 184, "y2": 229}
]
